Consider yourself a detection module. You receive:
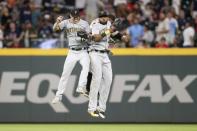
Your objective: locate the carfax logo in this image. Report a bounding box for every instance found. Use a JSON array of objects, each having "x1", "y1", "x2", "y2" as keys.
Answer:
[{"x1": 0, "y1": 72, "x2": 196, "y2": 113}]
